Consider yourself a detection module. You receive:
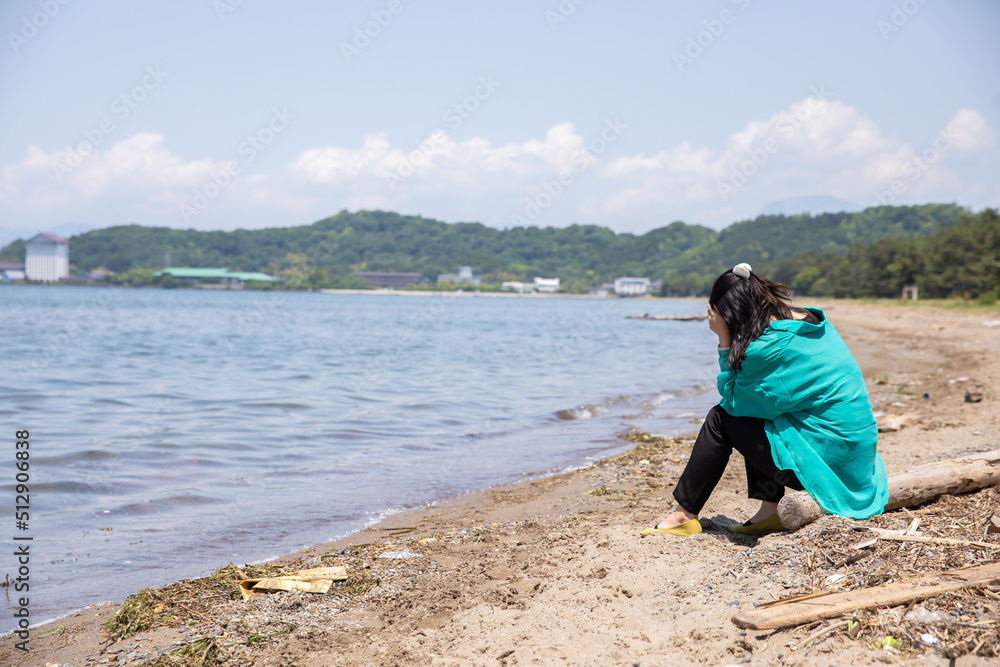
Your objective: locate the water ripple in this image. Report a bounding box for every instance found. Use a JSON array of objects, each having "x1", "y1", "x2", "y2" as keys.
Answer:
[{"x1": 0, "y1": 286, "x2": 718, "y2": 633}]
